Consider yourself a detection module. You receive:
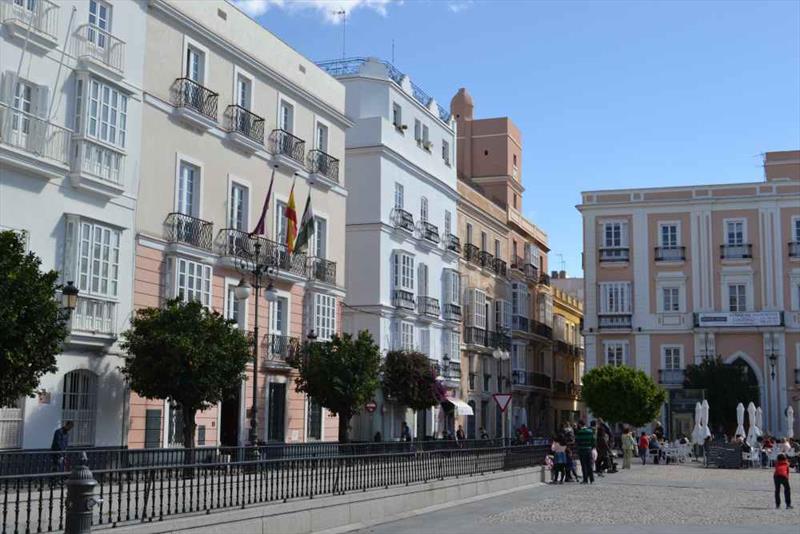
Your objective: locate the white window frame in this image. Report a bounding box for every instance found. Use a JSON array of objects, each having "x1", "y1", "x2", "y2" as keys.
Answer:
[
  {"x1": 314, "y1": 119, "x2": 329, "y2": 153},
  {"x1": 444, "y1": 210, "x2": 452, "y2": 237},
  {"x1": 662, "y1": 345, "x2": 683, "y2": 370},
  {"x1": 181, "y1": 36, "x2": 209, "y2": 84},
  {"x1": 278, "y1": 98, "x2": 295, "y2": 133},
  {"x1": 599, "y1": 282, "x2": 632, "y2": 314},
  {"x1": 400, "y1": 321, "x2": 414, "y2": 351},
  {"x1": 83, "y1": 78, "x2": 128, "y2": 149},
  {"x1": 443, "y1": 268, "x2": 460, "y2": 305},
  {"x1": 0, "y1": 397, "x2": 24, "y2": 449},
  {"x1": 394, "y1": 182, "x2": 404, "y2": 210},
  {"x1": 232, "y1": 66, "x2": 254, "y2": 110},
  {"x1": 658, "y1": 221, "x2": 680, "y2": 247},
  {"x1": 392, "y1": 102, "x2": 402, "y2": 128},
  {"x1": 227, "y1": 175, "x2": 251, "y2": 232},
  {"x1": 61, "y1": 370, "x2": 98, "y2": 447},
  {"x1": 723, "y1": 218, "x2": 747, "y2": 246},
  {"x1": 174, "y1": 154, "x2": 204, "y2": 218},
  {"x1": 790, "y1": 272, "x2": 800, "y2": 311},
  {"x1": 727, "y1": 283, "x2": 747, "y2": 312},
  {"x1": 393, "y1": 251, "x2": 415, "y2": 292},
  {"x1": 224, "y1": 276, "x2": 247, "y2": 329},
  {"x1": 792, "y1": 216, "x2": 800, "y2": 243},
  {"x1": 171, "y1": 257, "x2": 212, "y2": 306},
  {"x1": 310, "y1": 293, "x2": 336, "y2": 341},
  {"x1": 603, "y1": 341, "x2": 628, "y2": 367},
  {"x1": 720, "y1": 271, "x2": 753, "y2": 312},
  {"x1": 601, "y1": 220, "x2": 629, "y2": 248},
  {"x1": 661, "y1": 286, "x2": 681, "y2": 313}
]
